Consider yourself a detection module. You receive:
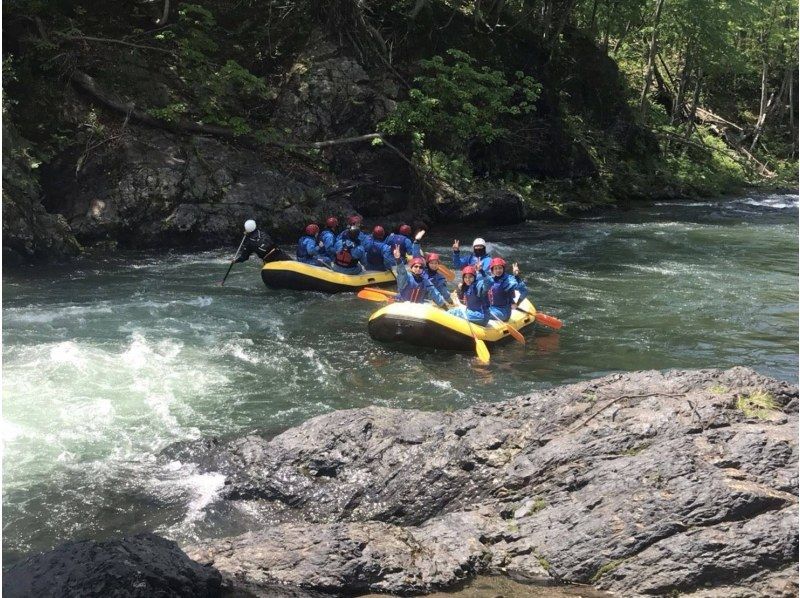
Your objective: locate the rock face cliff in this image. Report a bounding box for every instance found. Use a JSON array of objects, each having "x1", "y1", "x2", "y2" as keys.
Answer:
[
  {"x1": 3, "y1": 0, "x2": 647, "y2": 265},
  {"x1": 5, "y1": 368, "x2": 795, "y2": 597}
]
